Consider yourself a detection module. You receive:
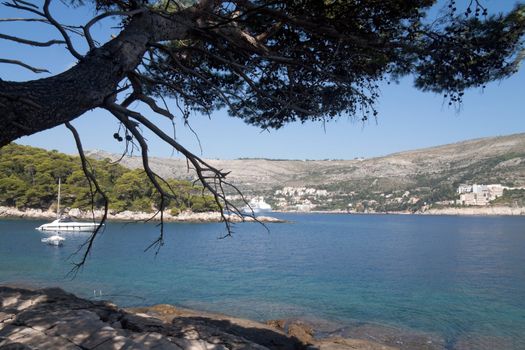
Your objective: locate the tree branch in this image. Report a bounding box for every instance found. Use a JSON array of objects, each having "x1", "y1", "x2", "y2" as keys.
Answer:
[
  {"x1": 0, "y1": 32, "x2": 65, "y2": 46},
  {"x1": 43, "y1": 0, "x2": 83, "y2": 60},
  {"x1": 0, "y1": 58, "x2": 49, "y2": 73},
  {"x1": 83, "y1": 9, "x2": 146, "y2": 50},
  {"x1": 65, "y1": 121, "x2": 109, "y2": 273}
]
